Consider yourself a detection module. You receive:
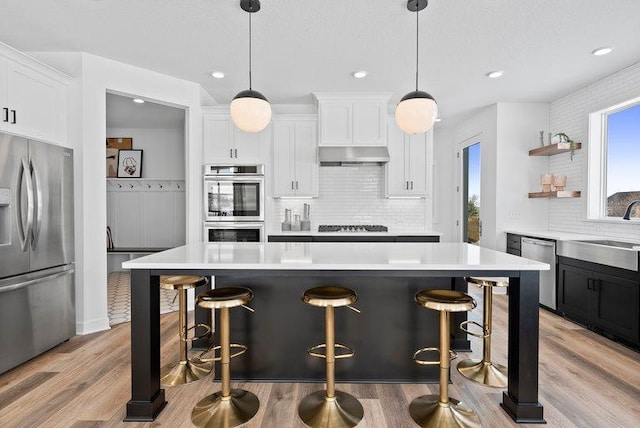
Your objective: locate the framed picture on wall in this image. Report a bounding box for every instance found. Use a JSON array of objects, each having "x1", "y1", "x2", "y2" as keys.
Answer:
[{"x1": 117, "y1": 149, "x2": 143, "y2": 178}]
